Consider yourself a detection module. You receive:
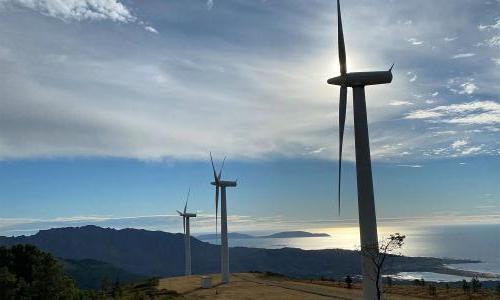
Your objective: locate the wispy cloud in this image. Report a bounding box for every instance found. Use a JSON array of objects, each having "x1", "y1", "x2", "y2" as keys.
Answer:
[
  {"x1": 460, "y1": 145, "x2": 483, "y2": 155},
  {"x1": 451, "y1": 53, "x2": 475, "y2": 59},
  {"x1": 2, "y1": 213, "x2": 499, "y2": 237},
  {"x1": 389, "y1": 100, "x2": 413, "y2": 106},
  {"x1": 206, "y1": 0, "x2": 214, "y2": 10},
  {"x1": 144, "y1": 26, "x2": 158, "y2": 34},
  {"x1": 487, "y1": 35, "x2": 500, "y2": 47},
  {"x1": 444, "y1": 37, "x2": 457, "y2": 42},
  {"x1": 406, "y1": 38, "x2": 423, "y2": 45},
  {"x1": 0, "y1": 0, "x2": 498, "y2": 163},
  {"x1": 407, "y1": 71, "x2": 417, "y2": 82},
  {"x1": 396, "y1": 164, "x2": 422, "y2": 168},
  {"x1": 0, "y1": 0, "x2": 136, "y2": 22},
  {"x1": 451, "y1": 139, "x2": 468, "y2": 149},
  {"x1": 405, "y1": 101, "x2": 500, "y2": 125},
  {"x1": 479, "y1": 20, "x2": 500, "y2": 31},
  {"x1": 459, "y1": 82, "x2": 477, "y2": 95}
]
